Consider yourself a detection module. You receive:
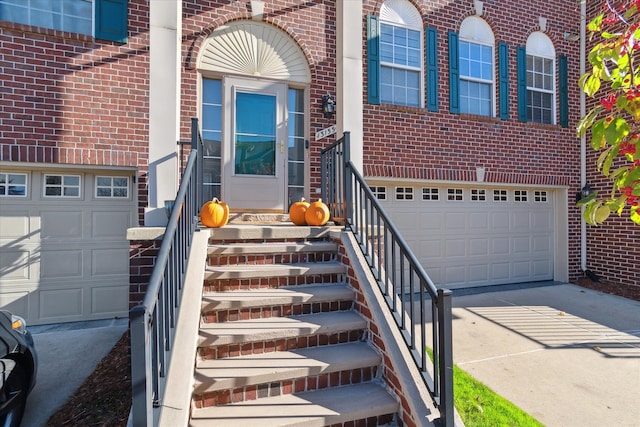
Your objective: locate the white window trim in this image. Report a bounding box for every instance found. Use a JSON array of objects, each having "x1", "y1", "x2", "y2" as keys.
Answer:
[
  {"x1": 0, "y1": 172, "x2": 28, "y2": 197},
  {"x1": 43, "y1": 173, "x2": 82, "y2": 198},
  {"x1": 459, "y1": 16, "x2": 496, "y2": 117},
  {"x1": 95, "y1": 176, "x2": 130, "y2": 199},
  {"x1": 379, "y1": 0, "x2": 424, "y2": 108},
  {"x1": 526, "y1": 32, "x2": 556, "y2": 124}
]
